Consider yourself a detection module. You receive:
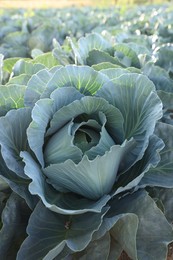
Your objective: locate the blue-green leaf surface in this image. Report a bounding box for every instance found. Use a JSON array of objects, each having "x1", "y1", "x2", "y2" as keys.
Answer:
[
  {"x1": 27, "y1": 87, "x2": 84, "y2": 167},
  {"x1": 44, "y1": 120, "x2": 83, "y2": 165},
  {"x1": 92, "y1": 62, "x2": 121, "y2": 71},
  {"x1": 17, "y1": 201, "x2": 108, "y2": 260},
  {"x1": 86, "y1": 49, "x2": 124, "y2": 67},
  {"x1": 84, "y1": 112, "x2": 115, "y2": 160},
  {"x1": 45, "y1": 116, "x2": 104, "y2": 165},
  {"x1": 97, "y1": 73, "x2": 163, "y2": 171},
  {"x1": 157, "y1": 90, "x2": 173, "y2": 125},
  {"x1": 31, "y1": 52, "x2": 60, "y2": 68},
  {"x1": 24, "y1": 66, "x2": 61, "y2": 107},
  {"x1": 100, "y1": 67, "x2": 131, "y2": 79},
  {"x1": 158, "y1": 91, "x2": 173, "y2": 110},
  {"x1": 7, "y1": 74, "x2": 31, "y2": 86},
  {"x1": 21, "y1": 151, "x2": 111, "y2": 214},
  {"x1": 52, "y1": 47, "x2": 72, "y2": 66},
  {"x1": 27, "y1": 98, "x2": 55, "y2": 167},
  {"x1": 45, "y1": 96, "x2": 124, "y2": 143},
  {"x1": 0, "y1": 193, "x2": 31, "y2": 259},
  {"x1": 113, "y1": 43, "x2": 141, "y2": 68},
  {"x1": 97, "y1": 73, "x2": 162, "y2": 140},
  {"x1": 43, "y1": 139, "x2": 135, "y2": 200},
  {"x1": 69, "y1": 33, "x2": 112, "y2": 65},
  {"x1": 44, "y1": 65, "x2": 110, "y2": 97},
  {"x1": 109, "y1": 190, "x2": 173, "y2": 260},
  {"x1": 0, "y1": 54, "x2": 3, "y2": 84},
  {"x1": 112, "y1": 134, "x2": 164, "y2": 196},
  {"x1": 148, "y1": 187, "x2": 173, "y2": 224},
  {"x1": 25, "y1": 65, "x2": 110, "y2": 108},
  {"x1": 140, "y1": 122, "x2": 173, "y2": 188},
  {"x1": 142, "y1": 62, "x2": 173, "y2": 92},
  {"x1": 0, "y1": 149, "x2": 37, "y2": 209},
  {"x1": 12, "y1": 59, "x2": 45, "y2": 77},
  {"x1": 155, "y1": 45, "x2": 173, "y2": 71},
  {"x1": 0, "y1": 107, "x2": 32, "y2": 177},
  {"x1": 110, "y1": 214, "x2": 138, "y2": 260},
  {"x1": 92, "y1": 212, "x2": 138, "y2": 260},
  {"x1": 74, "y1": 232, "x2": 111, "y2": 260}
]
